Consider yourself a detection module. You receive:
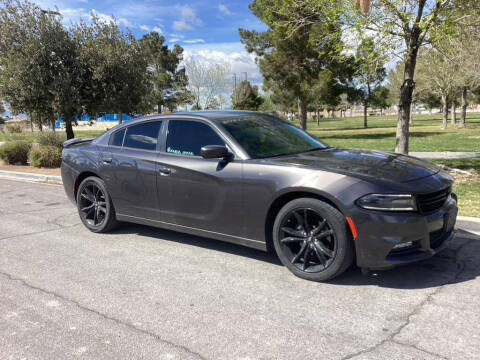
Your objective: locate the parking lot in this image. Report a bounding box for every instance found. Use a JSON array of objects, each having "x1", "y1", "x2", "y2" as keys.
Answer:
[{"x1": 1, "y1": 178, "x2": 479, "y2": 359}]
